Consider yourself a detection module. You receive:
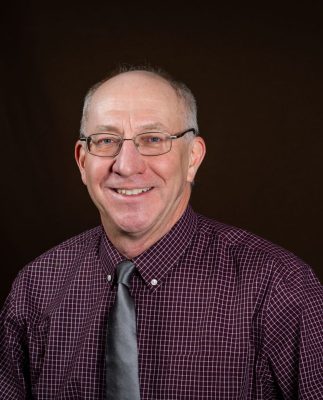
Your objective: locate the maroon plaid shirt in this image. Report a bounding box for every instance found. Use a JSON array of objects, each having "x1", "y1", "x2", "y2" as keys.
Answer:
[{"x1": 1, "y1": 206, "x2": 322, "y2": 399}]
